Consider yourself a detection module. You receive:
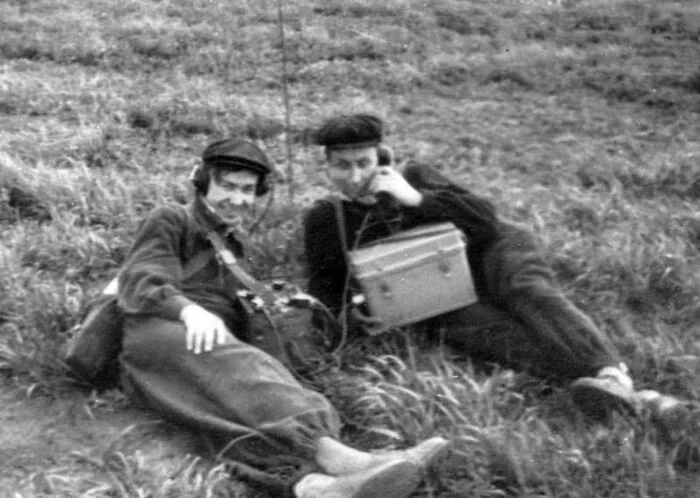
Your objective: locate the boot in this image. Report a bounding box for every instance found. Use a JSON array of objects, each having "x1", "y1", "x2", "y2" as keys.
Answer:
[
  {"x1": 369, "y1": 436, "x2": 450, "y2": 469},
  {"x1": 570, "y1": 364, "x2": 639, "y2": 422}
]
